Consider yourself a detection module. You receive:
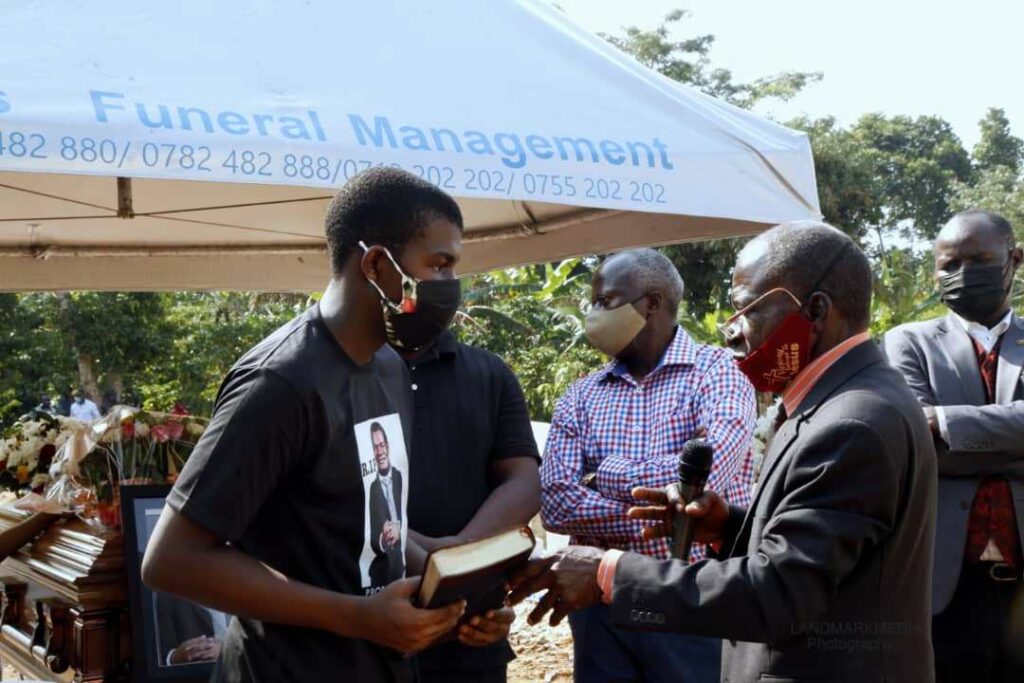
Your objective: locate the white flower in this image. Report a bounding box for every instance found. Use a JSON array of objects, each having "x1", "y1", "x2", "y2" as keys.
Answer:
[
  {"x1": 135, "y1": 423, "x2": 150, "y2": 439},
  {"x1": 22, "y1": 421, "x2": 46, "y2": 438},
  {"x1": 30, "y1": 473, "x2": 50, "y2": 489},
  {"x1": 186, "y1": 422, "x2": 205, "y2": 437}
]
